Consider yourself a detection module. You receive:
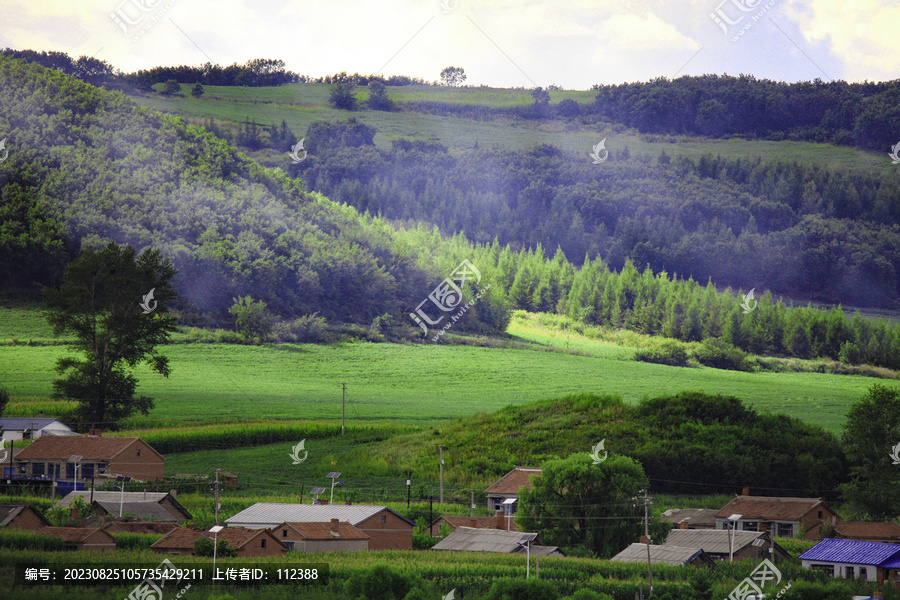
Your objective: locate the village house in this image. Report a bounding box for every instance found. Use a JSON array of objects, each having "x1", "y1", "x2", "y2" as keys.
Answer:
[
  {"x1": 805, "y1": 519, "x2": 900, "y2": 543},
  {"x1": 151, "y1": 526, "x2": 287, "y2": 557},
  {"x1": 611, "y1": 542, "x2": 716, "y2": 568},
  {"x1": 271, "y1": 519, "x2": 369, "y2": 552},
  {"x1": 58, "y1": 491, "x2": 192, "y2": 522},
  {"x1": 714, "y1": 489, "x2": 838, "y2": 538},
  {"x1": 429, "y1": 511, "x2": 518, "y2": 536},
  {"x1": 800, "y1": 538, "x2": 900, "y2": 584},
  {"x1": 0, "y1": 503, "x2": 51, "y2": 530},
  {"x1": 665, "y1": 528, "x2": 790, "y2": 562},
  {"x1": 0, "y1": 417, "x2": 76, "y2": 442},
  {"x1": 225, "y1": 503, "x2": 415, "y2": 550},
  {"x1": 484, "y1": 467, "x2": 542, "y2": 514},
  {"x1": 431, "y1": 526, "x2": 564, "y2": 556},
  {"x1": 13, "y1": 434, "x2": 165, "y2": 494},
  {"x1": 661, "y1": 508, "x2": 717, "y2": 529},
  {"x1": 39, "y1": 526, "x2": 117, "y2": 551}
]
